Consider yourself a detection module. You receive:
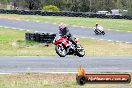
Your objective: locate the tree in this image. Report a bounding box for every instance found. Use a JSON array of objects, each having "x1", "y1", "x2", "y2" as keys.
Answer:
[
  {"x1": 127, "y1": 0, "x2": 132, "y2": 16},
  {"x1": 24, "y1": 0, "x2": 42, "y2": 10}
]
